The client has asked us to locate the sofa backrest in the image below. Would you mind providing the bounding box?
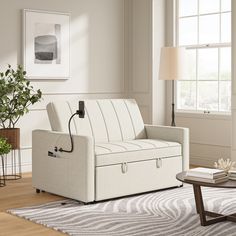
[46,99,146,142]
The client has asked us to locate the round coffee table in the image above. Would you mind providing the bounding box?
[176,171,236,226]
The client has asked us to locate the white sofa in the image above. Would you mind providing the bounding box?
[32,99,189,203]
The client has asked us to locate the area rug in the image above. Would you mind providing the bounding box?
[8,185,236,236]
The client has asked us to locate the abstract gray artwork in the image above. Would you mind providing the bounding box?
[34,23,61,64]
[24,9,69,78]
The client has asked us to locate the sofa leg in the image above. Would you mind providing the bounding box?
[36,189,41,193]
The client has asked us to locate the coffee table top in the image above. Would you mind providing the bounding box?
[176,171,236,188]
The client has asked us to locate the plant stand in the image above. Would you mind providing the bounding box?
[0,128,20,150]
[0,155,6,187]
[0,128,22,180]
[4,149,22,180]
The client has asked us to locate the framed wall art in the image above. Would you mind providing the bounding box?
[23,9,70,79]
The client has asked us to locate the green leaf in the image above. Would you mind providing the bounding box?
[0,64,42,127]
[0,136,11,155]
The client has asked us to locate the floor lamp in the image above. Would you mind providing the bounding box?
[159,47,188,126]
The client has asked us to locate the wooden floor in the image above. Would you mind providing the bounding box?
[0,173,65,236]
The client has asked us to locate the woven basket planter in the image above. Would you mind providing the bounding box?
[0,128,20,150]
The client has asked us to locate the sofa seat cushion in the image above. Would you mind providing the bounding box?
[95,139,181,167]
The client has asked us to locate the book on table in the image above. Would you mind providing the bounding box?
[184,175,228,184]
[186,167,226,179]
[228,170,236,180]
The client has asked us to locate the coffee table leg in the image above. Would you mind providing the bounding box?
[193,185,199,214]
[193,185,207,226]
[192,184,228,226]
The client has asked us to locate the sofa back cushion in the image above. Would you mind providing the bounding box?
[46,99,146,142]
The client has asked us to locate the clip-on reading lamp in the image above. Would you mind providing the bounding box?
[54,101,85,154]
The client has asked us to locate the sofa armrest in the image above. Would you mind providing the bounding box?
[32,129,95,202]
[145,125,189,171]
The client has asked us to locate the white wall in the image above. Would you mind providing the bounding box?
[0,0,126,172]
[232,0,236,162]
[0,0,168,172]
[166,0,232,167]
[176,114,231,167]
[2,0,228,172]
[125,0,166,125]
[152,0,166,125]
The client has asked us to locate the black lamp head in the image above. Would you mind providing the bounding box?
[77,101,85,118]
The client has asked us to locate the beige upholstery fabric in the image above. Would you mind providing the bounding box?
[145,125,189,172]
[32,130,95,203]
[95,139,181,166]
[32,99,189,203]
[47,99,146,142]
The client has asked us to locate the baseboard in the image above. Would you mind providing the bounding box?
[21,162,32,173]
[3,162,32,174]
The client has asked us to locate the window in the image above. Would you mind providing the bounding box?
[176,0,231,113]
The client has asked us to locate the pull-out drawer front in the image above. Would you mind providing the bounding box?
[96,156,182,201]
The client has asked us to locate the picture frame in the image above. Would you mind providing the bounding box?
[23,9,70,79]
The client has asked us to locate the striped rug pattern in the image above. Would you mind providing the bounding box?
[8,186,236,236]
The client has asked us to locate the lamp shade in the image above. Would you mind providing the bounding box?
[159,47,188,80]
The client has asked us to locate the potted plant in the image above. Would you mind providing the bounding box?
[0,64,42,149]
[0,136,11,186]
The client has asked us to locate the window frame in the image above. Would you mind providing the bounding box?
[175,0,231,116]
